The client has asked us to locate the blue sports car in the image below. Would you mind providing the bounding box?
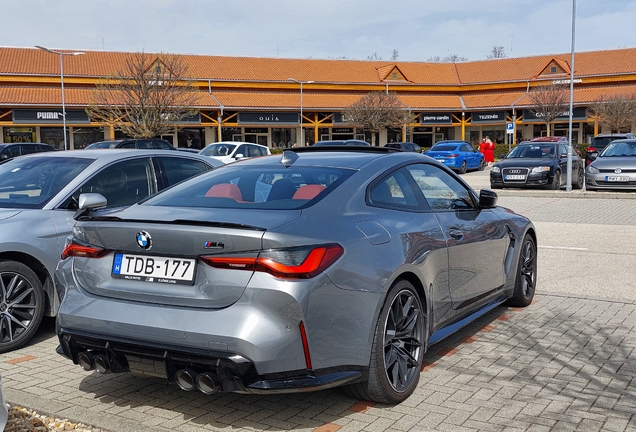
[425,140,486,174]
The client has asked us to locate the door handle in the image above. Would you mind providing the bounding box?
[449,229,464,240]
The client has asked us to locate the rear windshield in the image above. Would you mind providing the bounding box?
[429,145,458,152]
[0,156,94,209]
[146,164,355,210]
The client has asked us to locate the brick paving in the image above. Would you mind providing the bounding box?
[2,293,635,431]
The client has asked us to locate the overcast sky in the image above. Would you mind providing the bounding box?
[4,0,636,62]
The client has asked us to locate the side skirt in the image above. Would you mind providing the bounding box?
[428,295,508,345]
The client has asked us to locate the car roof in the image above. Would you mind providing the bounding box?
[314,140,370,146]
[237,147,410,169]
[17,148,216,164]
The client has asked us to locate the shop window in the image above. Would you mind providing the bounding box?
[3,127,36,144]
[72,127,105,149]
[40,127,66,150]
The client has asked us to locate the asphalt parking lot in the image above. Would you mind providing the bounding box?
[1,169,635,432]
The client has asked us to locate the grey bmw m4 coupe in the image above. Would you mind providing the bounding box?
[56,147,536,403]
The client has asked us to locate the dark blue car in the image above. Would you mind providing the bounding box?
[425,140,486,174]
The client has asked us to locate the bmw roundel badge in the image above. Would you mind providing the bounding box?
[136,231,152,250]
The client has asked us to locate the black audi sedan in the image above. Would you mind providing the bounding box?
[490,138,584,190]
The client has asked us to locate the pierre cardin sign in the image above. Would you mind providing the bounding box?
[470,111,506,124]
[12,109,90,124]
[238,112,299,125]
[420,113,452,125]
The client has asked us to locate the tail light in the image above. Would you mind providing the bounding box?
[446,154,459,158]
[586,147,596,153]
[200,244,344,279]
[61,238,110,260]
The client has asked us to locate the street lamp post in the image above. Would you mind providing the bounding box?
[566,0,576,192]
[36,46,85,151]
[288,78,314,146]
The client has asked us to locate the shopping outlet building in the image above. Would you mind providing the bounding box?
[1,46,635,150]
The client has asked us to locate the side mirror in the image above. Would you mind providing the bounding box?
[234,153,245,159]
[75,193,107,220]
[0,154,7,160]
[479,189,498,209]
[499,154,507,160]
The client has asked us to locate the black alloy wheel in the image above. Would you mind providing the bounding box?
[478,159,486,171]
[507,234,537,307]
[0,260,45,353]
[344,280,425,403]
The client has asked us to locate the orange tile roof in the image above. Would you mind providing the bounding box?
[5,46,632,86]
[0,86,219,108]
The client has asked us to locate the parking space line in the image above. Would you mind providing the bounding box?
[539,245,588,251]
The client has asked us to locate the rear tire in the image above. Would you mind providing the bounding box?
[343,280,425,403]
[507,234,536,307]
[0,260,45,353]
[478,159,486,171]
[458,161,467,174]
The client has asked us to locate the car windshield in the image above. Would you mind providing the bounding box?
[599,141,636,157]
[200,144,237,156]
[0,156,94,209]
[507,144,557,159]
[146,164,355,210]
[429,145,458,152]
[87,141,119,149]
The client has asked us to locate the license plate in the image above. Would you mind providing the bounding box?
[605,176,629,182]
[435,158,445,161]
[112,253,197,285]
[504,174,526,180]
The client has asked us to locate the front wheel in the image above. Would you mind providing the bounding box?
[343,280,425,403]
[574,168,584,190]
[551,170,562,190]
[507,234,537,307]
[0,260,45,353]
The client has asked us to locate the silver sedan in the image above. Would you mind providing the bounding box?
[586,139,636,191]
[0,149,221,353]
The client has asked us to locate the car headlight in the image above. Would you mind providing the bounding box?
[531,166,551,173]
[491,166,500,173]
[587,165,600,174]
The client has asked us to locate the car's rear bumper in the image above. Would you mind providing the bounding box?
[56,329,363,394]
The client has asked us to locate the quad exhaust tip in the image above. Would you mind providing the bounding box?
[195,372,218,394]
[77,352,95,371]
[175,369,197,391]
[93,354,111,374]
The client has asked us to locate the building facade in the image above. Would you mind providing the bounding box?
[1,46,636,150]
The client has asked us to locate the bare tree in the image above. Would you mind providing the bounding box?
[390,49,399,61]
[427,54,468,62]
[367,52,382,61]
[528,83,569,136]
[487,45,507,59]
[87,52,199,138]
[591,94,636,133]
[343,92,412,146]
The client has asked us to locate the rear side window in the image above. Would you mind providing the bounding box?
[119,142,136,149]
[21,145,39,155]
[158,157,210,186]
[137,140,152,149]
[147,165,355,210]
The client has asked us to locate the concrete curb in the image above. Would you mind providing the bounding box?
[490,189,636,199]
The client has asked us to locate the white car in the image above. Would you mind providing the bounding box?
[199,141,270,164]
